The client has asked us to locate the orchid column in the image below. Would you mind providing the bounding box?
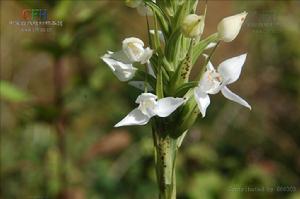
[101,1,251,198]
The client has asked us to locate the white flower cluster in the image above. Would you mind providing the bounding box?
[100,4,251,127]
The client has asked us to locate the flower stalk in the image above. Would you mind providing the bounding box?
[152,127,177,199]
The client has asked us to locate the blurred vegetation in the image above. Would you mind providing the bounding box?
[1,1,300,199]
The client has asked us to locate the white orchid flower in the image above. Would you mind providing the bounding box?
[115,93,185,127]
[122,37,153,64]
[194,53,251,117]
[102,37,153,81]
[217,11,247,42]
[101,51,137,81]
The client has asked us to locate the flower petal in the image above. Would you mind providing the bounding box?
[217,53,247,84]
[154,97,185,117]
[221,86,251,109]
[147,62,156,78]
[114,68,137,82]
[194,87,210,117]
[140,47,153,64]
[114,108,150,127]
[101,55,137,81]
[102,53,133,70]
[206,60,215,71]
[110,50,133,64]
[122,37,145,62]
[122,37,144,47]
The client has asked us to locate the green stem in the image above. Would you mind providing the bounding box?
[152,127,178,199]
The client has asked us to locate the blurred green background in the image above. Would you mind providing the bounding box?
[1,0,300,199]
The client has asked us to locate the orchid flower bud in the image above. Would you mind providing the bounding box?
[217,11,247,42]
[181,14,204,38]
[122,37,145,62]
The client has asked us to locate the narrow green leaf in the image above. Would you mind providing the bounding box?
[146,15,154,49]
[165,29,182,64]
[156,66,164,98]
[162,56,174,72]
[167,59,184,95]
[153,14,163,53]
[192,33,218,64]
[174,81,198,97]
[145,1,170,36]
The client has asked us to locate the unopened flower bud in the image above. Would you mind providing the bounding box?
[217,11,247,42]
[181,14,204,38]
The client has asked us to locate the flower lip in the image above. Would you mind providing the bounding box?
[138,98,157,117]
